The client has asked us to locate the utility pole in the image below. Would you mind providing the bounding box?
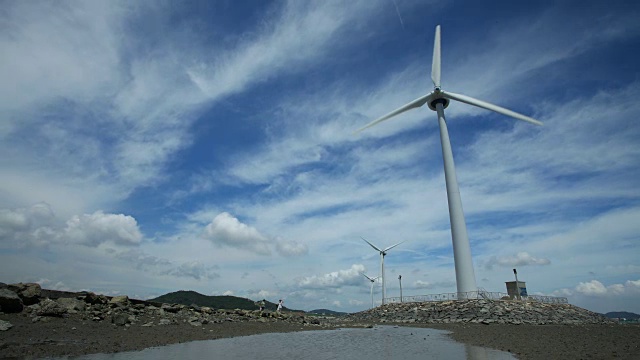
[398,275,403,303]
[513,268,520,300]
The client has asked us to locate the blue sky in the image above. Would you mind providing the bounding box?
[1,0,639,314]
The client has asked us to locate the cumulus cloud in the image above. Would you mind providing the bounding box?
[0,203,55,245]
[162,261,219,281]
[275,238,308,257]
[35,278,70,291]
[63,211,142,247]
[575,280,608,296]
[222,290,234,296]
[413,280,456,290]
[0,205,148,251]
[298,264,365,289]
[202,212,271,255]
[554,279,640,297]
[246,289,271,300]
[114,249,172,269]
[484,252,551,270]
[414,280,435,289]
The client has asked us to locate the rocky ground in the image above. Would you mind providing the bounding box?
[2,283,639,359]
[0,283,336,359]
[346,301,640,359]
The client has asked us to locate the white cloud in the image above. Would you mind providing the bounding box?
[556,279,640,298]
[298,264,366,289]
[63,211,142,247]
[222,290,234,296]
[626,280,640,292]
[414,280,435,289]
[275,239,309,257]
[161,261,219,281]
[484,252,551,270]
[202,212,271,255]
[187,1,379,101]
[35,279,70,292]
[575,280,608,296]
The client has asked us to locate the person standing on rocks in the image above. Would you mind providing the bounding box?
[277,299,283,312]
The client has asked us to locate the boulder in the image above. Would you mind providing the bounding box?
[111,313,130,326]
[8,283,41,305]
[0,319,13,331]
[109,295,129,307]
[80,292,108,305]
[37,298,67,317]
[161,303,180,313]
[57,297,85,312]
[0,289,24,313]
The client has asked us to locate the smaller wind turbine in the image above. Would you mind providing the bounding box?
[361,273,380,309]
[362,237,404,305]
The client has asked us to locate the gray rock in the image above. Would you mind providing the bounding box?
[111,313,129,326]
[0,289,24,313]
[57,297,85,312]
[8,283,41,305]
[158,318,172,325]
[347,299,613,325]
[37,298,67,317]
[161,304,180,313]
[0,319,13,331]
[109,295,129,307]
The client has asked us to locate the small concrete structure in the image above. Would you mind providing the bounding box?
[505,281,527,300]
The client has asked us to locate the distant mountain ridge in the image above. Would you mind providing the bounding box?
[149,290,296,312]
[604,311,640,319]
[307,309,348,316]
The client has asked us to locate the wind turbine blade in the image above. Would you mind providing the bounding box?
[383,240,405,252]
[442,91,543,126]
[354,93,434,133]
[362,273,375,282]
[431,25,441,89]
[361,237,383,252]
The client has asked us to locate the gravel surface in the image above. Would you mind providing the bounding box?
[0,312,327,359]
[2,312,639,359]
[425,323,640,360]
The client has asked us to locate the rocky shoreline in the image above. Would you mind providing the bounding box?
[347,298,614,325]
[2,282,639,359]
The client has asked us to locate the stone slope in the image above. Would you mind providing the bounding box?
[348,299,613,325]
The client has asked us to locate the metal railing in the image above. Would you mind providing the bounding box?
[384,289,567,304]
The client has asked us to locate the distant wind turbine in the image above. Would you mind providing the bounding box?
[356,25,542,297]
[362,237,404,305]
[361,273,380,309]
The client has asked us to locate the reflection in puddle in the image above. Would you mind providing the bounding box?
[64,326,515,360]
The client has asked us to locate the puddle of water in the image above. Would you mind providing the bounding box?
[58,326,515,360]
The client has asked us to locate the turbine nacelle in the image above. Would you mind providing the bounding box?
[428,93,449,111]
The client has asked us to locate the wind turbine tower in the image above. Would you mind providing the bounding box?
[362,237,404,305]
[362,273,380,309]
[356,26,542,296]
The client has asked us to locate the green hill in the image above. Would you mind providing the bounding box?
[149,290,294,311]
[307,309,348,316]
[604,311,640,320]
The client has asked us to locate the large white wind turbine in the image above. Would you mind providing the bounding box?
[361,273,380,309]
[356,25,542,296]
[362,237,404,305]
